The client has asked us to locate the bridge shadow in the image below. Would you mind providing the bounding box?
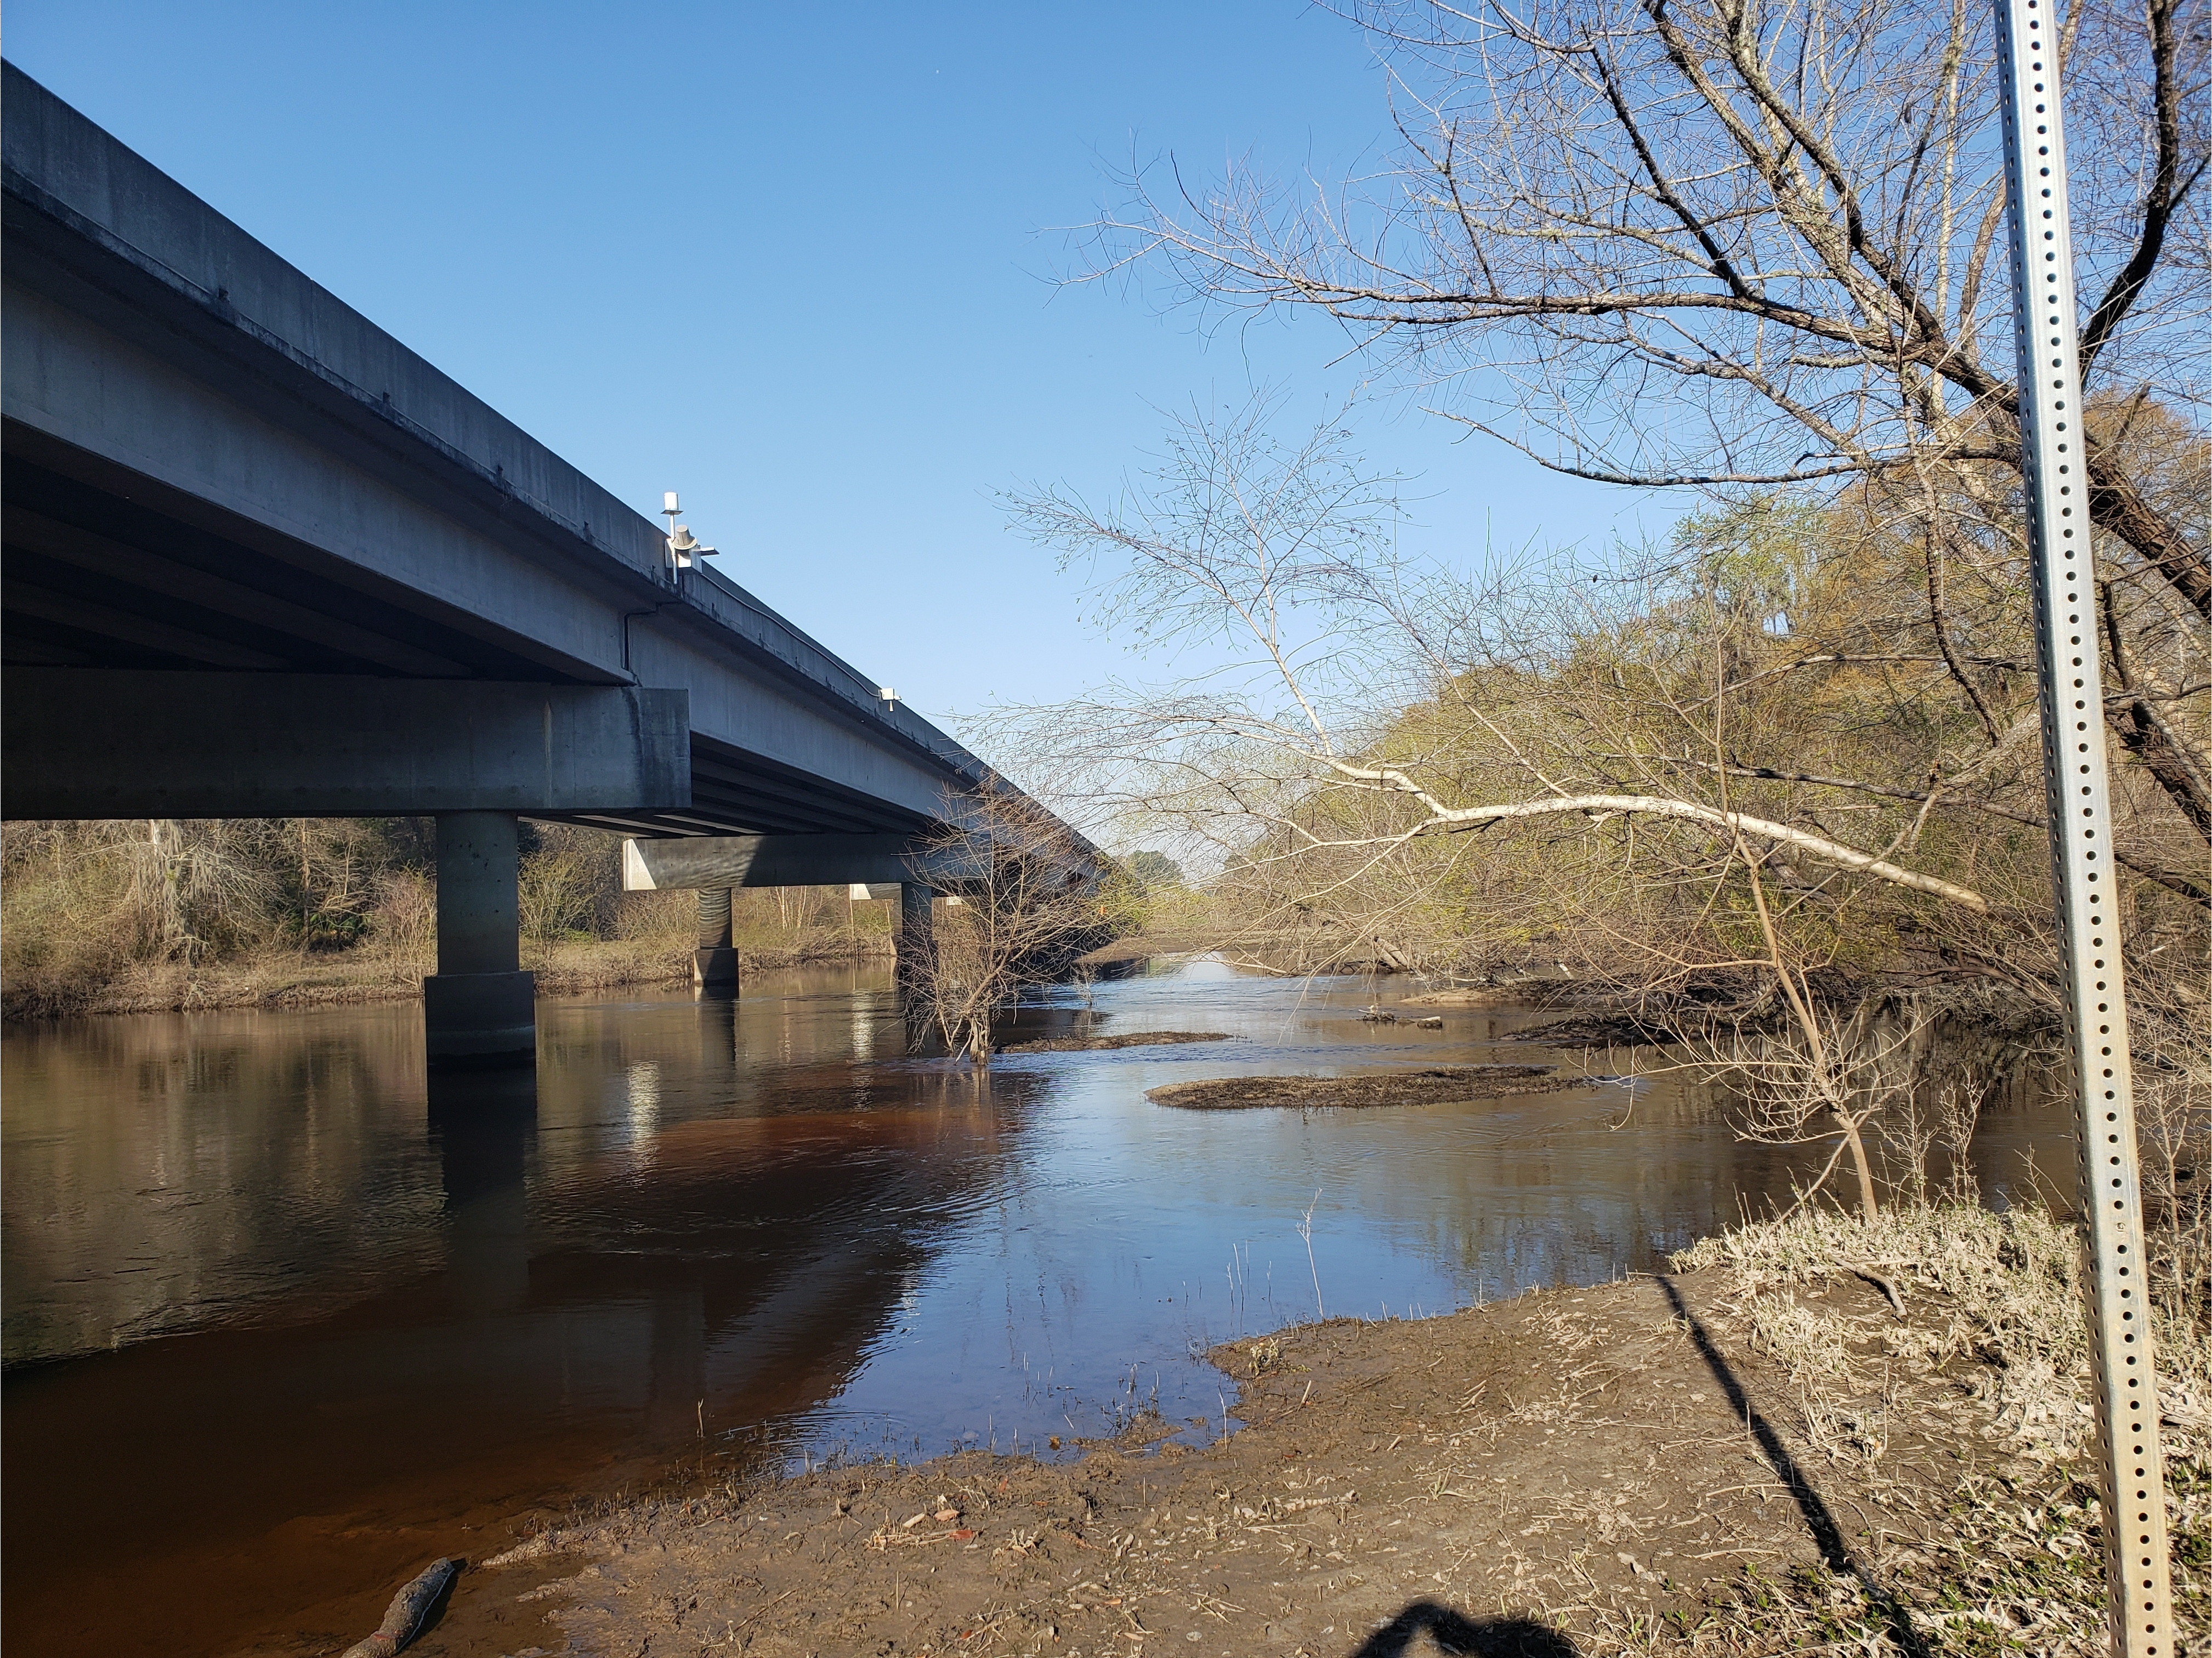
[1655,1275,1932,1658]
[1348,1603,1577,1656]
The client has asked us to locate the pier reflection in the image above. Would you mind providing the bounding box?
[2,969,1042,1658]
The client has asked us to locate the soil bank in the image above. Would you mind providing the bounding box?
[397,1259,2190,1657]
[1,936,894,1020]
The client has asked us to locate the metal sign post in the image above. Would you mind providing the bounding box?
[1991,0,2173,1649]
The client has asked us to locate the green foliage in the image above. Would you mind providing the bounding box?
[1205,473,2203,999]
[1672,493,1824,629]
[1090,869,1150,934]
[1121,849,1184,892]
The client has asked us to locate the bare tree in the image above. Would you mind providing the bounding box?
[1004,396,2010,936]
[990,386,2212,1120]
[1672,839,1951,1219]
[903,784,1110,1063]
[1081,0,2210,836]
[120,819,276,962]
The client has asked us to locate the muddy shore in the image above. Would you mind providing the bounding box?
[998,1031,1235,1055]
[403,1241,2204,1657]
[1147,1065,1570,1111]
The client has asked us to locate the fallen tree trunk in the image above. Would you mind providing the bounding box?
[339,1558,461,1658]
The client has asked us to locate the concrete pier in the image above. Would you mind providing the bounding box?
[694,888,740,993]
[424,812,535,1068]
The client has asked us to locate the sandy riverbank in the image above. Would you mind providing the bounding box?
[409,1206,2208,1657]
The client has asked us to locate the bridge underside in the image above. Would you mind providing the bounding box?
[550,729,929,841]
[2,59,1107,1068]
[1,430,927,838]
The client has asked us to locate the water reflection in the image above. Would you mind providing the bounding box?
[0,960,2063,1657]
[2,971,1041,1657]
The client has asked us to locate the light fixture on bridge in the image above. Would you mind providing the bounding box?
[668,525,716,565]
[877,687,899,711]
[659,490,718,572]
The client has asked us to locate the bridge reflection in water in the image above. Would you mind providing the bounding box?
[2,969,1039,1658]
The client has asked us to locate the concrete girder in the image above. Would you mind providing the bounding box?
[1,668,690,819]
[2,65,1107,862]
[2,63,1012,836]
[621,833,982,894]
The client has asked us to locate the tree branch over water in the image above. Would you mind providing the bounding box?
[989,387,2202,1001]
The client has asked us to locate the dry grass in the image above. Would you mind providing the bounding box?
[1,817,899,1019]
[1664,1203,2212,1654]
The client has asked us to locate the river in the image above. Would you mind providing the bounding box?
[0,957,2064,1655]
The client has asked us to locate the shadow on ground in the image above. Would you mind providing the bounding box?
[1658,1275,1932,1658]
[1349,1602,1579,1656]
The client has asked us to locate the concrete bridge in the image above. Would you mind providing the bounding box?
[1,63,1093,1064]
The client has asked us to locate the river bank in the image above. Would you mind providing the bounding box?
[1,925,1224,1022]
[3,928,1235,1022]
[416,1205,2208,1658]
[0,933,899,1020]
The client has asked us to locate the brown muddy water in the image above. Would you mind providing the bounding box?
[1,957,2066,1656]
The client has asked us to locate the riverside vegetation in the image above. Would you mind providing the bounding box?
[968,405,2212,1639]
[0,817,900,1020]
[935,0,2212,1633]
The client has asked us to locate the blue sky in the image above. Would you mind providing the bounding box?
[7,2,1676,727]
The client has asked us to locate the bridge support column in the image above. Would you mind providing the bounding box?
[693,888,740,994]
[895,884,937,1023]
[424,811,535,1069]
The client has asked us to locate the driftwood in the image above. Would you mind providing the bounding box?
[339,1558,461,1658]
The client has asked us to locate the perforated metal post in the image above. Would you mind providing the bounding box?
[1992,1,2173,1649]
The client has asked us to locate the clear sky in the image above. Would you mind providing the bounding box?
[6,2,1678,730]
